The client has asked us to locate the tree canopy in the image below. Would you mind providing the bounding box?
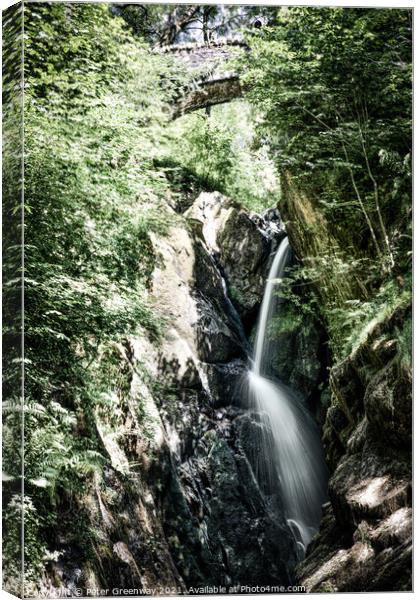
[241,7,411,352]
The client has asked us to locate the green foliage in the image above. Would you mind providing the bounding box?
[164,101,280,212]
[278,260,411,359]
[3,3,185,586]
[242,7,411,259]
[269,307,303,338]
[241,7,412,357]
[3,495,46,595]
[3,4,25,593]
[329,277,411,358]
[243,8,411,174]
[229,284,248,308]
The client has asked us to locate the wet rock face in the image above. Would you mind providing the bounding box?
[364,361,412,447]
[202,359,248,408]
[216,210,270,318]
[187,193,327,413]
[270,307,326,412]
[186,192,284,325]
[297,304,412,592]
[162,417,297,588]
[147,205,297,588]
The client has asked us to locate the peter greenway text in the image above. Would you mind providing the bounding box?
[28,584,307,597]
[81,585,307,596]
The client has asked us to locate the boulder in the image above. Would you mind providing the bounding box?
[186,191,283,321]
[364,361,412,447]
[216,209,270,318]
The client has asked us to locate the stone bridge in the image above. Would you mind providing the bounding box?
[154,40,248,118]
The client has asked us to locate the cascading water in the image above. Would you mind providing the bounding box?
[248,236,328,558]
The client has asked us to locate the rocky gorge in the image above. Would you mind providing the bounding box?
[35,192,297,596]
[31,185,412,596]
[3,5,412,597]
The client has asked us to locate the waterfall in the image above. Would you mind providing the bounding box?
[253,237,291,375]
[248,236,328,557]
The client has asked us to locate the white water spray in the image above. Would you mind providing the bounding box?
[248,236,328,555]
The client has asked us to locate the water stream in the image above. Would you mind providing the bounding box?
[248,236,328,557]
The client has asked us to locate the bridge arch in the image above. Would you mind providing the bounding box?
[154,40,248,118]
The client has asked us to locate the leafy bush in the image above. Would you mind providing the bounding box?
[164,101,280,213]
